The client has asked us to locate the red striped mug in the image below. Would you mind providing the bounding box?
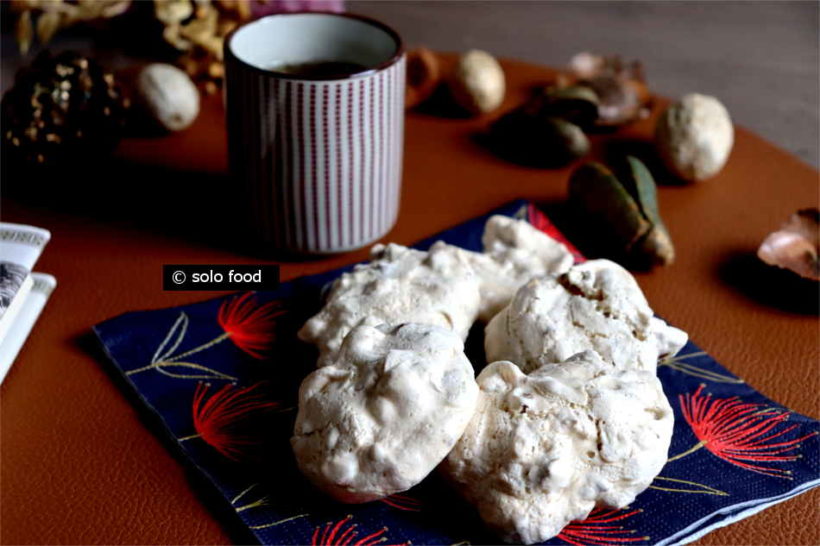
[225,13,405,254]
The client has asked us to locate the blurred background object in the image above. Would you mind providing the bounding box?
[2,1,816,167]
[354,1,817,167]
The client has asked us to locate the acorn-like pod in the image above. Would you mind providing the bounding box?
[489,109,589,168]
[568,157,674,267]
[525,85,600,129]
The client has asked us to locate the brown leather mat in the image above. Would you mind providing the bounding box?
[2,56,817,545]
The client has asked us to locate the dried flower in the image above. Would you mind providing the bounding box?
[676,385,818,478]
[191,382,280,460]
[217,293,285,359]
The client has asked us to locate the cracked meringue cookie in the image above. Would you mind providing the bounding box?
[485,259,687,372]
[474,215,574,320]
[292,322,479,503]
[429,215,574,321]
[442,351,673,544]
[298,242,481,367]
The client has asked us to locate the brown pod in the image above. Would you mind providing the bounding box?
[489,110,589,168]
[568,157,675,268]
[405,47,441,109]
[524,85,600,129]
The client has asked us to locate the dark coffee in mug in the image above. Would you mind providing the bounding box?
[269,60,369,78]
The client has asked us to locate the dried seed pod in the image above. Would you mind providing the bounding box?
[656,93,733,182]
[569,162,651,251]
[525,85,599,129]
[1,50,128,169]
[757,208,819,281]
[566,52,651,127]
[448,49,505,115]
[405,47,441,109]
[489,109,589,168]
[134,63,200,131]
[622,156,675,265]
[568,157,674,267]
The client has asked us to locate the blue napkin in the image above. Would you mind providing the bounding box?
[94,201,819,546]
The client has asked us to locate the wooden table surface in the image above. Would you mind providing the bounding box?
[1,56,818,545]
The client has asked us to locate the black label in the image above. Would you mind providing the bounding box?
[163,265,280,291]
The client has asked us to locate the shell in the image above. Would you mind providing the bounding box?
[448,49,505,115]
[655,93,733,182]
[405,47,441,109]
[757,208,820,280]
[136,63,200,132]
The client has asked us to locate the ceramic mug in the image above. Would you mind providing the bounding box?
[225,12,405,254]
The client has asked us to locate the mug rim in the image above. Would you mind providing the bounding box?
[224,11,405,81]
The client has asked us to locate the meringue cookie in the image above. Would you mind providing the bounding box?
[473,215,574,320]
[292,322,479,503]
[485,259,687,372]
[442,351,673,544]
[416,216,574,321]
[299,216,575,366]
[298,242,482,367]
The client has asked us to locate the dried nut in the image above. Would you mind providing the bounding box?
[525,85,599,129]
[135,63,200,131]
[448,49,505,115]
[757,208,820,281]
[154,0,194,25]
[489,110,589,168]
[405,47,441,109]
[568,157,674,267]
[655,93,733,182]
